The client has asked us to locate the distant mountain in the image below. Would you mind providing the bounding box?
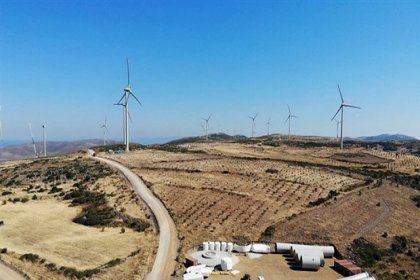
[167,133,247,145]
[357,134,417,142]
[0,139,115,161]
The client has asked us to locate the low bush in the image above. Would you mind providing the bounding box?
[20,253,40,263]
[73,207,114,226]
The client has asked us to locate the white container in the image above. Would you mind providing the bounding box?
[338,272,371,280]
[202,242,209,251]
[251,243,271,253]
[221,257,233,271]
[186,264,206,274]
[291,244,335,258]
[221,242,227,251]
[183,272,204,280]
[227,242,234,252]
[233,243,252,253]
[208,241,215,251]
[215,241,221,251]
[300,255,321,270]
[295,250,325,266]
[275,242,294,253]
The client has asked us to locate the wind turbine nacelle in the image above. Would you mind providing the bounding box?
[124,87,132,93]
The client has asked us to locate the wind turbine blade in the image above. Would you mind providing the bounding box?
[331,105,343,120]
[130,93,142,106]
[254,113,258,120]
[116,93,125,105]
[284,116,290,123]
[126,58,130,86]
[337,84,344,103]
[105,126,110,134]
[292,115,299,118]
[288,105,291,115]
[208,114,212,121]
[343,104,361,109]
[128,110,133,123]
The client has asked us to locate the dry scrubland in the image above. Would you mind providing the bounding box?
[0,155,157,279]
[108,141,419,279]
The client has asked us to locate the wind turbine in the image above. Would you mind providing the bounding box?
[334,119,341,139]
[42,124,46,157]
[284,105,298,139]
[28,123,38,157]
[100,115,110,146]
[114,58,142,152]
[266,118,271,136]
[248,113,258,138]
[331,84,361,149]
[202,114,211,141]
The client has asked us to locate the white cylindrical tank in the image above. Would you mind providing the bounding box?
[275,242,294,253]
[251,243,271,253]
[221,242,227,251]
[221,257,233,271]
[202,242,209,251]
[227,242,234,252]
[208,241,215,251]
[300,255,321,270]
[233,243,252,253]
[291,244,335,258]
[338,272,370,280]
[295,250,324,266]
[215,241,221,251]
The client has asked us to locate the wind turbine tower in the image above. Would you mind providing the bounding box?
[331,84,361,149]
[115,58,142,152]
[100,115,110,146]
[202,114,211,141]
[266,118,271,136]
[285,105,298,139]
[28,123,38,157]
[42,124,46,157]
[248,113,258,138]
[334,119,341,139]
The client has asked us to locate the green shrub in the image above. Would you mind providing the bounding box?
[73,207,114,226]
[391,236,408,253]
[20,253,40,263]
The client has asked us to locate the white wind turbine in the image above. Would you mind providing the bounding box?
[100,115,110,146]
[331,84,361,149]
[266,118,271,136]
[248,113,258,138]
[285,105,298,139]
[28,123,38,157]
[114,58,142,152]
[202,114,211,141]
[42,124,47,157]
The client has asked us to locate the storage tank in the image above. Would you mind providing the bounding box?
[202,242,209,251]
[295,250,324,266]
[291,244,335,258]
[251,243,271,253]
[233,243,252,253]
[208,241,215,251]
[275,242,295,253]
[221,257,233,271]
[300,255,321,270]
[227,242,234,252]
[338,272,370,280]
[215,241,221,251]
[221,242,227,252]
[183,272,204,280]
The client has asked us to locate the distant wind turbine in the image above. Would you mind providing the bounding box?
[331,84,361,149]
[248,113,258,138]
[100,115,110,146]
[114,58,142,152]
[42,124,47,157]
[285,105,298,139]
[266,118,271,136]
[28,123,38,157]
[202,114,211,141]
[334,119,341,139]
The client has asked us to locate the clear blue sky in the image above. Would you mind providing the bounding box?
[0,0,419,142]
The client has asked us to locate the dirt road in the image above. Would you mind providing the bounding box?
[0,261,25,280]
[94,156,178,280]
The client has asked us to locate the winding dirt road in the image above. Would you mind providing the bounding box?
[94,156,178,280]
[0,261,25,280]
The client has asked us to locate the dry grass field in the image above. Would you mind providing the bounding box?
[0,155,157,279]
[106,140,419,279]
